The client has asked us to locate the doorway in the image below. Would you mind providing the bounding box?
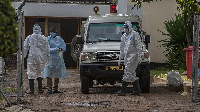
[24,17,87,69]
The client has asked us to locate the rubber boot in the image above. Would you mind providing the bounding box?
[129,79,140,96]
[47,78,52,94]
[116,81,128,96]
[53,78,62,93]
[37,77,43,93]
[27,79,34,94]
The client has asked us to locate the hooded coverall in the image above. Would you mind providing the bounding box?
[117,21,142,96]
[24,24,50,93]
[120,27,142,82]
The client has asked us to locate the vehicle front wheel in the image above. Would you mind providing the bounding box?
[139,71,150,93]
[81,75,90,94]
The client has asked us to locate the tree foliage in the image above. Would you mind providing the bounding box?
[0,0,18,58]
[176,0,199,46]
[131,0,161,9]
[158,14,192,69]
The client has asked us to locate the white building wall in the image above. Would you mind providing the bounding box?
[118,0,128,14]
[129,0,179,63]
[142,0,179,63]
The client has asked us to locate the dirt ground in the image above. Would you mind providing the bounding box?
[1,69,200,112]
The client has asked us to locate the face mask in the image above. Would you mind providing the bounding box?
[50,32,56,37]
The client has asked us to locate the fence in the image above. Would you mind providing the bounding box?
[0,54,21,107]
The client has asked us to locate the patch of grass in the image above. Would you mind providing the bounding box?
[155,73,167,79]
[3,87,16,92]
[0,95,5,103]
[0,87,16,102]
[150,67,172,76]
[181,75,192,81]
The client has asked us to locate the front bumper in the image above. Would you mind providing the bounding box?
[80,62,123,78]
[80,62,150,78]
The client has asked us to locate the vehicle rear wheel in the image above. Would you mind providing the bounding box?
[139,71,150,93]
[81,75,90,94]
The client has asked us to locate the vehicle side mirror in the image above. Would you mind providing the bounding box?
[145,35,151,43]
[76,35,82,44]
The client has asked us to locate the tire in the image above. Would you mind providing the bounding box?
[81,75,90,94]
[89,78,93,88]
[140,71,150,93]
[109,81,115,85]
[71,36,82,62]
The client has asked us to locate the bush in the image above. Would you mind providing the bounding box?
[158,14,192,69]
[0,0,18,58]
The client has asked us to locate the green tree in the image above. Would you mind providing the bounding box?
[0,0,18,58]
[158,14,191,69]
[131,0,161,9]
[176,0,199,46]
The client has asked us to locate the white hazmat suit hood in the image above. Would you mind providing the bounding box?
[33,24,42,35]
[124,21,133,34]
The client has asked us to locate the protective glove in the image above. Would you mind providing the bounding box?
[118,56,121,66]
[57,48,62,51]
[59,51,63,58]
[46,57,49,66]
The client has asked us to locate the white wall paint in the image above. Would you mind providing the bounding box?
[117,0,128,14]
[142,0,179,63]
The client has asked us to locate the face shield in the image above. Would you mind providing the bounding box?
[123,24,129,34]
[123,21,132,34]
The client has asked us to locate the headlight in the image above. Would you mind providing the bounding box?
[81,52,96,61]
[143,52,149,58]
[141,52,149,59]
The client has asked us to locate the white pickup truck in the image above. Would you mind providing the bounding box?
[71,5,151,94]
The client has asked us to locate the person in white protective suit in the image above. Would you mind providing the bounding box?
[116,21,142,96]
[43,27,67,94]
[24,24,50,94]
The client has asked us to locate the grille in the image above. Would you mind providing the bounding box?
[96,51,120,61]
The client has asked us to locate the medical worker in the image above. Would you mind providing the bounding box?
[24,24,50,94]
[116,21,142,96]
[43,27,67,94]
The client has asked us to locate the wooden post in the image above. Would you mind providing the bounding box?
[45,18,49,37]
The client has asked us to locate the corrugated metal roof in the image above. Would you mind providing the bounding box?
[12,0,112,4]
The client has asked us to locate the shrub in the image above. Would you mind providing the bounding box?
[158,14,192,69]
[0,0,18,57]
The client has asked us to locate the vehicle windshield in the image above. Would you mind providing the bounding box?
[86,23,138,43]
